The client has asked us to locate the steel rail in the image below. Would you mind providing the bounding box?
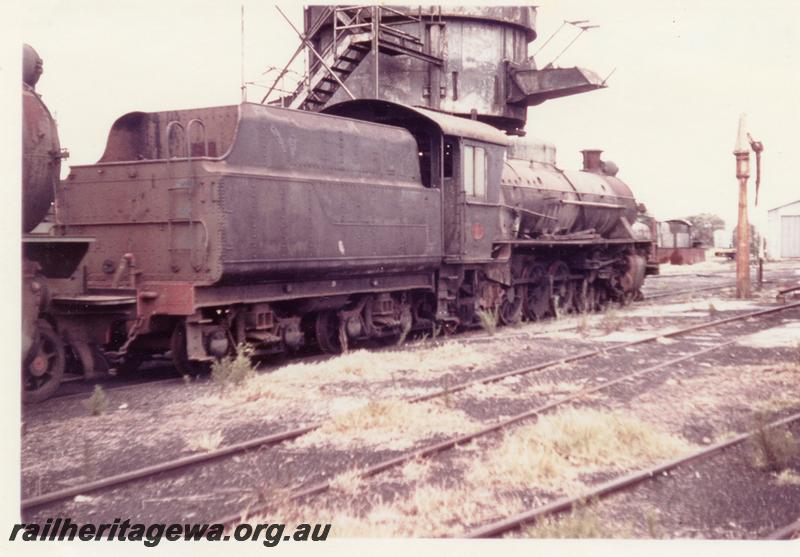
[464,411,800,538]
[23,302,800,513]
[764,517,800,540]
[21,424,316,511]
[412,301,800,403]
[644,283,734,300]
[213,324,784,526]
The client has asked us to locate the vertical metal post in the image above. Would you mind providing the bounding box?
[734,113,751,299]
[372,5,380,97]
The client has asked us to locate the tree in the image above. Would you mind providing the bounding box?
[731,224,761,256]
[685,213,725,247]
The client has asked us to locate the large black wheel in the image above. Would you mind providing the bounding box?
[548,261,574,318]
[314,311,343,354]
[523,264,550,321]
[23,320,65,404]
[499,285,523,326]
[573,279,595,314]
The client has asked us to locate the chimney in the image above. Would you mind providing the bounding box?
[581,149,603,172]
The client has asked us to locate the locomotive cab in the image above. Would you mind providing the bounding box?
[323,99,511,263]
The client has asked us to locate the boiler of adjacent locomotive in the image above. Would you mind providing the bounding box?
[22,44,63,232]
[501,138,638,240]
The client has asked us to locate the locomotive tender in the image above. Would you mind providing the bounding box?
[53,99,649,375]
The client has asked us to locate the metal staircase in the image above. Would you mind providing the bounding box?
[266,6,444,112]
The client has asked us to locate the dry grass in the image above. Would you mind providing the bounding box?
[599,308,623,334]
[82,385,109,416]
[775,469,800,486]
[476,308,498,335]
[227,341,499,405]
[291,399,476,450]
[522,501,631,539]
[184,430,224,453]
[211,344,256,387]
[253,482,525,538]
[628,361,800,437]
[400,458,432,483]
[749,415,798,472]
[464,407,692,492]
[328,468,364,494]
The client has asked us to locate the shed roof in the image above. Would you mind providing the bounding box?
[767,199,800,213]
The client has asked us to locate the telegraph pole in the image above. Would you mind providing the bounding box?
[733,114,751,299]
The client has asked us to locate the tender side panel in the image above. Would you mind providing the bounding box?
[217,104,442,280]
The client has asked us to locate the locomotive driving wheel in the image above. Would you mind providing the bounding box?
[498,284,523,326]
[23,320,65,403]
[548,261,574,318]
[523,263,550,321]
[573,278,594,314]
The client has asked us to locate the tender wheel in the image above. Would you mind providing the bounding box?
[499,285,523,326]
[523,264,550,321]
[170,322,210,376]
[23,320,65,404]
[67,339,109,379]
[113,354,145,376]
[314,311,342,354]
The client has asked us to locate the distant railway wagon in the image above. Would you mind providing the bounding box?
[656,219,706,265]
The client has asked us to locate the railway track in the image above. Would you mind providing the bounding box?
[463,411,800,538]
[23,301,800,518]
[765,517,800,540]
[21,303,800,520]
[642,283,734,300]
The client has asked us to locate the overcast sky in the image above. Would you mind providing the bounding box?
[8,0,800,232]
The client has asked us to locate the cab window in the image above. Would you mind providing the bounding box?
[462,145,486,198]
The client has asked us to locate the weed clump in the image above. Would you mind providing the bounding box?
[576,314,590,337]
[749,413,798,472]
[82,385,108,416]
[211,344,256,387]
[185,430,224,453]
[599,308,622,334]
[524,499,631,538]
[476,308,498,335]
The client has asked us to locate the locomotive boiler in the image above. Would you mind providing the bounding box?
[21,44,128,402]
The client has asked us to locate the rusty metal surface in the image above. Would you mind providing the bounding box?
[305,6,535,128]
[59,101,442,292]
[325,99,510,145]
[22,85,61,232]
[500,156,638,239]
[307,6,538,40]
[301,5,603,133]
[96,105,239,162]
[506,66,605,106]
[656,247,706,265]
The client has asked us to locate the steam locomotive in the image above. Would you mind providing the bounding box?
[21,46,654,402]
